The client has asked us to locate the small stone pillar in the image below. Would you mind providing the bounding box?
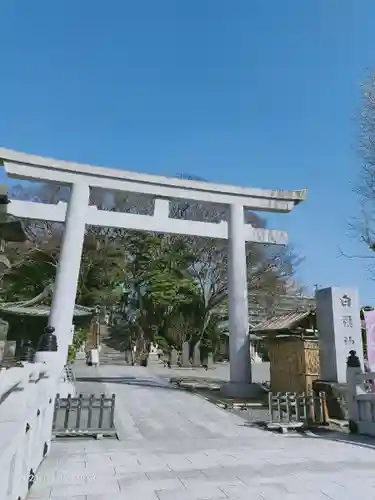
[182,342,190,367]
[90,349,99,367]
[20,340,36,363]
[207,353,214,369]
[170,348,178,366]
[193,342,201,366]
[346,350,362,433]
[3,340,16,361]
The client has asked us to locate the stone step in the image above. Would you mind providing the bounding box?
[100,352,124,357]
[99,346,125,363]
[100,360,127,365]
[99,342,136,366]
[100,348,123,354]
[100,355,120,358]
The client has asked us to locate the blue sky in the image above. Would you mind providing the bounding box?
[1,1,375,303]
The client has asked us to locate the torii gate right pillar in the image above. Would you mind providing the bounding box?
[221,203,260,398]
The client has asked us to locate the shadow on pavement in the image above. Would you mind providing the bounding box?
[240,421,375,450]
[302,429,375,450]
[75,376,178,391]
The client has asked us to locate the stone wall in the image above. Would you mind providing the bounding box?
[0,362,56,500]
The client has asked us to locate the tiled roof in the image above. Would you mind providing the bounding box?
[0,303,92,317]
[0,283,93,317]
[251,309,314,333]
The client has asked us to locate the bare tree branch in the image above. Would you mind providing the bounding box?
[350,71,375,277]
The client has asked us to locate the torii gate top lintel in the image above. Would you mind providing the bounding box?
[0,148,307,213]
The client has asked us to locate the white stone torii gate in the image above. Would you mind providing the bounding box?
[0,148,306,396]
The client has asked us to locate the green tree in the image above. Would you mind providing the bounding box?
[1,184,129,305]
[1,234,128,306]
[118,233,199,358]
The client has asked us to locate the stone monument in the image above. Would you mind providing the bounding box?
[316,287,364,384]
[193,342,201,366]
[182,342,190,367]
[170,348,178,366]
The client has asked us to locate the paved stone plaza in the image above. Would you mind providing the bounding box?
[28,364,375,500]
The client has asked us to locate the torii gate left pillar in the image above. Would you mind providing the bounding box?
[0,148,306,397]
[48,182,90,365]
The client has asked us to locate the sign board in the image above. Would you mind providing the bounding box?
[316,287,363,383]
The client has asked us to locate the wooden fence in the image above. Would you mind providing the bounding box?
[52,393,118,439]
[268,391,328,431]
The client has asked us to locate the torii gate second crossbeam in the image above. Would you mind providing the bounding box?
[0,148,307,397]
